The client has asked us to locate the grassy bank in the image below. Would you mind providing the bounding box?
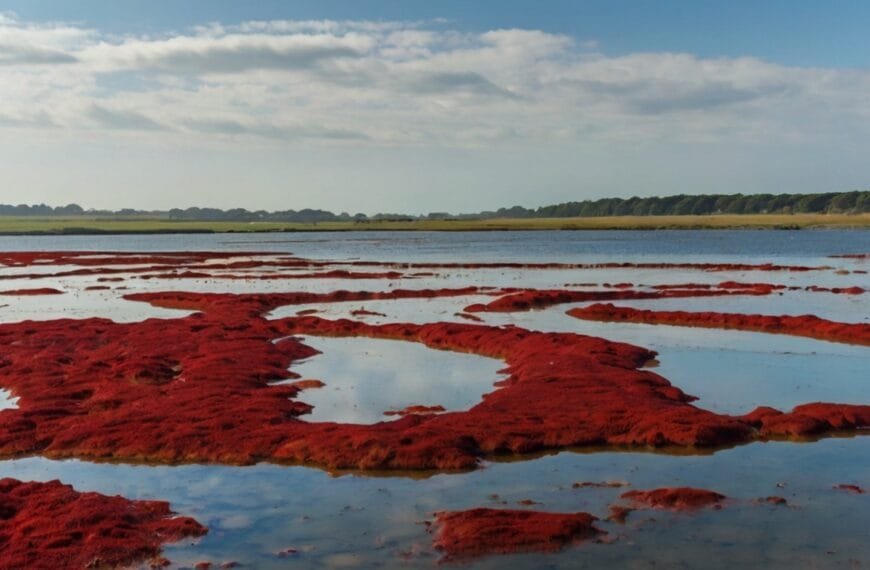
[0,213,867,235]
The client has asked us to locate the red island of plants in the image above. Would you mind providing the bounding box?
[0,478,206,569]
[432,508,603,561]
[568,303,870,346]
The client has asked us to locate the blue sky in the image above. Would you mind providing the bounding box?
[7,0,870,67]
[0,1,868,212]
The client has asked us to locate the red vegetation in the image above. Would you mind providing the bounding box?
[0,286,864,471]
[740,404,870,437]
[805,285,865,295]
[573,481,629,489]
[383,405,446,417]
[287,379,326,390]
[607,505,633,523]
[0,288,63,296]
[0,251,388,282]
[454,312,484,322]
[620,487,726,511]
[651,281,861,295]
[275,547,299,557]
[127,286,481,314]
[465,282,775,313]
[0,478,206,569]
[0,252,834,288]
[568,303,870,346]
[652,283,713,290]
[138,269,406,281]
[337,260,828,273]
[761,496,789,505]
[0,251,262,268]
[350,308,388,317]
[432,508,602,560]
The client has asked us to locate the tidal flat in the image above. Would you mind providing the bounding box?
[0,230,866,569]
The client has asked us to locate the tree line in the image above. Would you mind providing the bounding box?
[1,190,867,221]
[481,191,869,219]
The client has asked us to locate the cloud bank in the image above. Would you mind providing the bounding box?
[2,13,868,148]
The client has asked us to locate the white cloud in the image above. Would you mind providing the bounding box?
[81,32,375,74]
[0,13,868,150]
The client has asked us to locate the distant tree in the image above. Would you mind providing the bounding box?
[795,194,831,213]
[689,195,716,214]
[672,196,697,215]
[724,195,748,214]
[56,203,84,215]
[0,190,865,222]
[829,191,858,212]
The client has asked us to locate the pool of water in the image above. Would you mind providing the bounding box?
[1,436,867,569]
[0,230,867,568]
[267,295,495,324]
[0,388,17,410]
[655,348,869,415]
[0,229,867,262]
[284,336,506,424]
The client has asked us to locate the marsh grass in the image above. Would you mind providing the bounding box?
[0,213,866,234]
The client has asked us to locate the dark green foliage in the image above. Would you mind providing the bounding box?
[484,191,868,219]
[0,191,866,221]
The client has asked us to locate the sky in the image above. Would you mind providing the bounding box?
[1,1,869,214]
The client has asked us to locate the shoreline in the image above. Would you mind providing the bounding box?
[0,213,867,235]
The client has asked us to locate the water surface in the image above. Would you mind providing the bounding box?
[0,230,866,568]
[286,336,505,424]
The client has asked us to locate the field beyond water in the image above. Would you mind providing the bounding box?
[0,230,867,569]
[0,213,868,234]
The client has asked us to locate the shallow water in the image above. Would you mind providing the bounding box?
[0,388,17,411]
[655,348,869,415]
[285,336,506,424]
[0,229,867,261]
[0,230,867,568]
[2,436,867,569]
[267,295,495,324]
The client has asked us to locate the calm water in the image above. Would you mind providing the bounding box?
[0,230,867,568]
[283,336,505,424]
[0,229,867,261]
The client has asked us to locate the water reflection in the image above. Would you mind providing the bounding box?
[287,336,506,424]
[267,295,493,324]
[0,232,866,567]
[0,388,17,410]
[657,348,870,415]
[1,437,867,569]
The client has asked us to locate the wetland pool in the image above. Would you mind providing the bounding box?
[0,230,866,568]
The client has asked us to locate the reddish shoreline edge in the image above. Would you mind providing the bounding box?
[0,251,835,283]
[0,478,206,569]
[568,303,870,346]
[432,508,603,561]
[430,486,729,560]
[0,287,865,471]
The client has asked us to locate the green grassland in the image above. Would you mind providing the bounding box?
[0,213,867,235]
